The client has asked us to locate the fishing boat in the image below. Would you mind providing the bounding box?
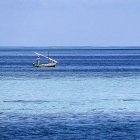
[32,52,58,67]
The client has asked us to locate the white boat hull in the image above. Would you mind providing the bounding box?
[32,62,57,67]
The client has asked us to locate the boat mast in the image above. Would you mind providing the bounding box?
[48,51,49,63]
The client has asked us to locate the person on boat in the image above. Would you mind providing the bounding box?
[37,56,40,65]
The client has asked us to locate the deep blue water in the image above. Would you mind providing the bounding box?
[0,46,140,139]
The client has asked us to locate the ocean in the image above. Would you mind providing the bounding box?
[0,46,140,140]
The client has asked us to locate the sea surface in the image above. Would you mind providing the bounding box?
[0,46,140,140]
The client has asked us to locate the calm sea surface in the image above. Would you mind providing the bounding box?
[0,47,140,140]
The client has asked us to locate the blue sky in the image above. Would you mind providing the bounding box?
[0,0,140,46]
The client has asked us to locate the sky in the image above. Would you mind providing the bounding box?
[0,0,140,46]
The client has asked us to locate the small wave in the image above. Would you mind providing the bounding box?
[122,99,140,102]
[3,100,51,103]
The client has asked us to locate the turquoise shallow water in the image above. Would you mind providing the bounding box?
[1,76,140,114]
[0,47,140,139]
